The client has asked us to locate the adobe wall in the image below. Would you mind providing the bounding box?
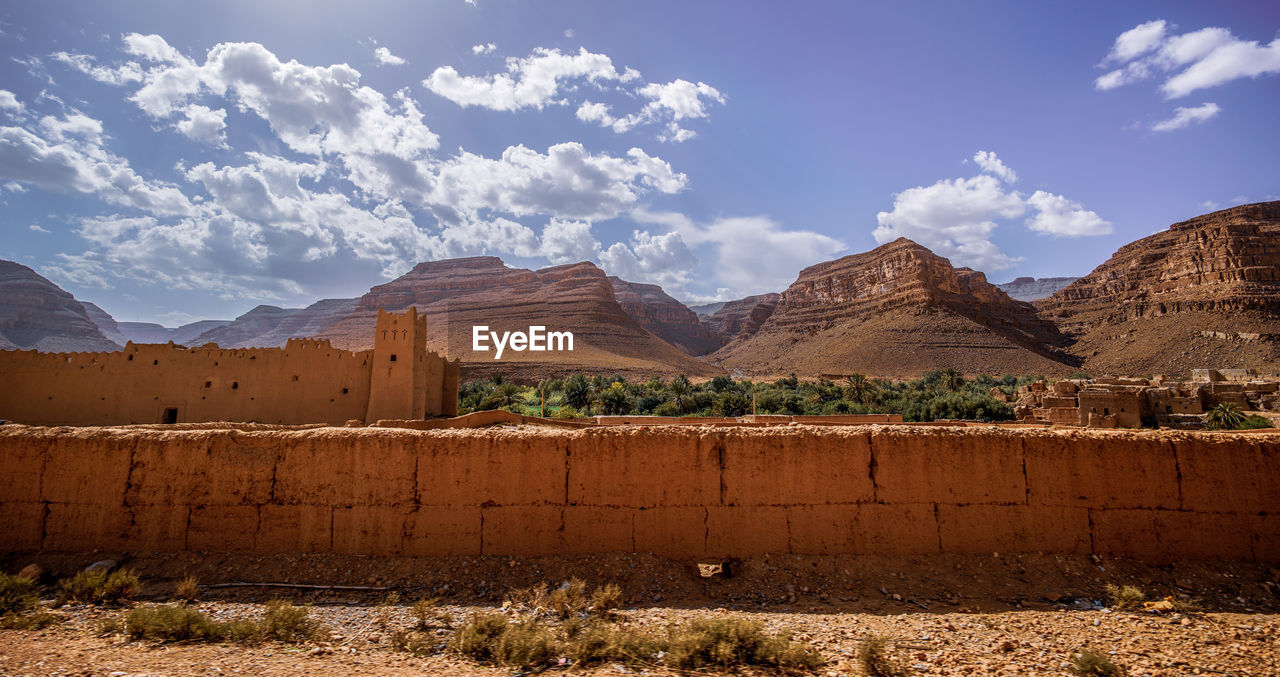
[0,425,1275,562]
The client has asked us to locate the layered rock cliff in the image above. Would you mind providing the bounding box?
[0,260,119,353]
[191,298,358,348]
[79,302,127,346]
[711,239,1077,378]
[1037,201,1280,375]
[996,276,1079,302]
[316,257,721,379]
[607,277,723,355]
[703,294,780,343]
[116,320,232,345]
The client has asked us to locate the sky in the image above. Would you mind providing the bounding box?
[1,1,1278,325]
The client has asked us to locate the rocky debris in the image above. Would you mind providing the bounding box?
[1038,201,1280,376]
[0,260,120,353]
[315,257,722,380]
[702,293,780,343]
[116,320,232,346]
[607,276,723,356]
[712,238,1078,378]
[995,276,1079,302]
[190,298,358,348]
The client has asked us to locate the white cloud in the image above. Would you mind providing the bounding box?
[632,209,846,296]
[1024,191,1112,236]
[539,218,598,264]
[51,51,144,85]
[598,229,698,291]
[0,89,24,113]
[3,181,27,192]
[29,224,50,233]
[1096,21,1280,98]
[873,153,1110,270]
[423,47,638,111]
[637,79,724,120]
[1151,102,1221,132]
[972,150,1017,183]
[174,104,227,146]
[472,43,496,56]
[374,46,406,66]
[564,29,574,39]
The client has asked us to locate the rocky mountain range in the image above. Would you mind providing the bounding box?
[5,201,1279,381]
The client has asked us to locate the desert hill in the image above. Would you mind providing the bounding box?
[607,277,723,355]
[711,238,1077,379]
[687,301,726,317]
[0,260,119,353]
[112,320,232,345]
[996,276,1079,302]
[316,257,722,380]
[702,293,780,344]
[190,298,358,348]
[79,302,127,346]
[1037,201,1280,376]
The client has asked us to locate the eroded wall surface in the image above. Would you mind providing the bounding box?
[0,426,1275,562]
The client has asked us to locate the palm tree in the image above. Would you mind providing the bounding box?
[669,375,693,414]
[941,368,964,392]
[1206,402,1246,430]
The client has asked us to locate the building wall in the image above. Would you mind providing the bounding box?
[0,308,459,425]
[1,425,1275,563]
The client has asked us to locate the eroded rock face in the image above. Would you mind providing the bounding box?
[116,320,232,346]
[0,260,119,353]
[712,238,1076,378]
[703,294,780,342]
[316,257,721,379]
[80,302,127,346]
[1037,201,1280,375]
[607,276,723,355]
[191,298,358,348]
[996,277,1080,302]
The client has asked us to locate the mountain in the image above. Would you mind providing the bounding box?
[79,301,127,346]
[711,238,1077,378]
[996,276,1079,302]
[116,320,232,345]
[0,260,120,353]
[190,298,358,348]
[607,277,723,355]
[1037,201,1280,376]
[702,293,780,343]
[687,302,726,317]
[316,257,722,380]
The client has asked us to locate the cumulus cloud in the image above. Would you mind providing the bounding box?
[423,47,638,111]
[598,229,698,291]
[873,152,1109,270]
[1096,20,1280,98]
[29,224,50,233]
[374,46,406,66]
[472,43,496,56]
[0,89,26,113]
[174,104,227,146]
[1151,102,1221,132]
[972,150,1017,183]
[51,51,144,85]
[539,218,599,264]
[576,78,725,142]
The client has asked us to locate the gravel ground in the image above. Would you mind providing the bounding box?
[2,552,1278,676]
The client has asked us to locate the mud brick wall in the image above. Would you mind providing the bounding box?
[0,426,1276,562]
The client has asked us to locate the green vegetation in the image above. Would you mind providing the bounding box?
[55,568,141,606]
[1204,402,1272,430]
[0,573,60,629]
[119,599,324,643]
[459,370,1039,422]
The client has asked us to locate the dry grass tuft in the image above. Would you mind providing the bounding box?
[1070,647,1125,676]
[56,569,141,606]
[858,634,907,677]
[1104,584,1145,611]
[174,575,199,602]
[663,617,823,671]
[505,578,623,619]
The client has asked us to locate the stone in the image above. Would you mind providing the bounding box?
[0,260,120,353]
[608,276,723,355]
[17,563,43,580]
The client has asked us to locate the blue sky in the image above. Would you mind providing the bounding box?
[1,0,1277,324]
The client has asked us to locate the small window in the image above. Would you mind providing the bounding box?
[1104,407,1110,416]
[127,354,134,361]
[292,375,299,382]
[162,408,178,424]
[342,388,349,394]
[232,381,239,390]
[204,381,212,388]
[153,359,159,365]
[390,354,397,362]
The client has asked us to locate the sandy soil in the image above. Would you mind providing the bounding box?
[3,552,1278,676]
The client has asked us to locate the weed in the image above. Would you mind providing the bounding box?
[0,611,60,630]
[450,612,512,662]
[663,617,823,671]
[494,617,557,668]
[505,579,621,619]
[98,617,122,635]
[392,628,442,656]
[174,575,199,602]
[56,568,141,606]
[262,599,324,642]
[1070,647,1125,676]
[125,605,224,642]
[412,597,450,629]
[562,619,664,667]
[858,635,907,677]
[1104,584,1145,611]
[589,583,622,614]
[0,573,40,615]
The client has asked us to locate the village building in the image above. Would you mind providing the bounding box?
[0,307,459,426]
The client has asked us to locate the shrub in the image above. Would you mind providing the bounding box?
[56,568,141,606]
[393,628,442,656]
[1070,647,1124,676]
[174,575,199,602]
[506,579,620,619]
[451,612,556,667]
[1105,584,1145,611]
[412,597,450,629]
[262,599,324,642]
[1,611,61,630]
[589,583,622,615]
[552,405,584,419]
[0,574,40,615]
[1240,414,1273,429]
[664,617,822,671]
[562,619,664,667]
[858,635,907,677]
[125,604,224,642]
